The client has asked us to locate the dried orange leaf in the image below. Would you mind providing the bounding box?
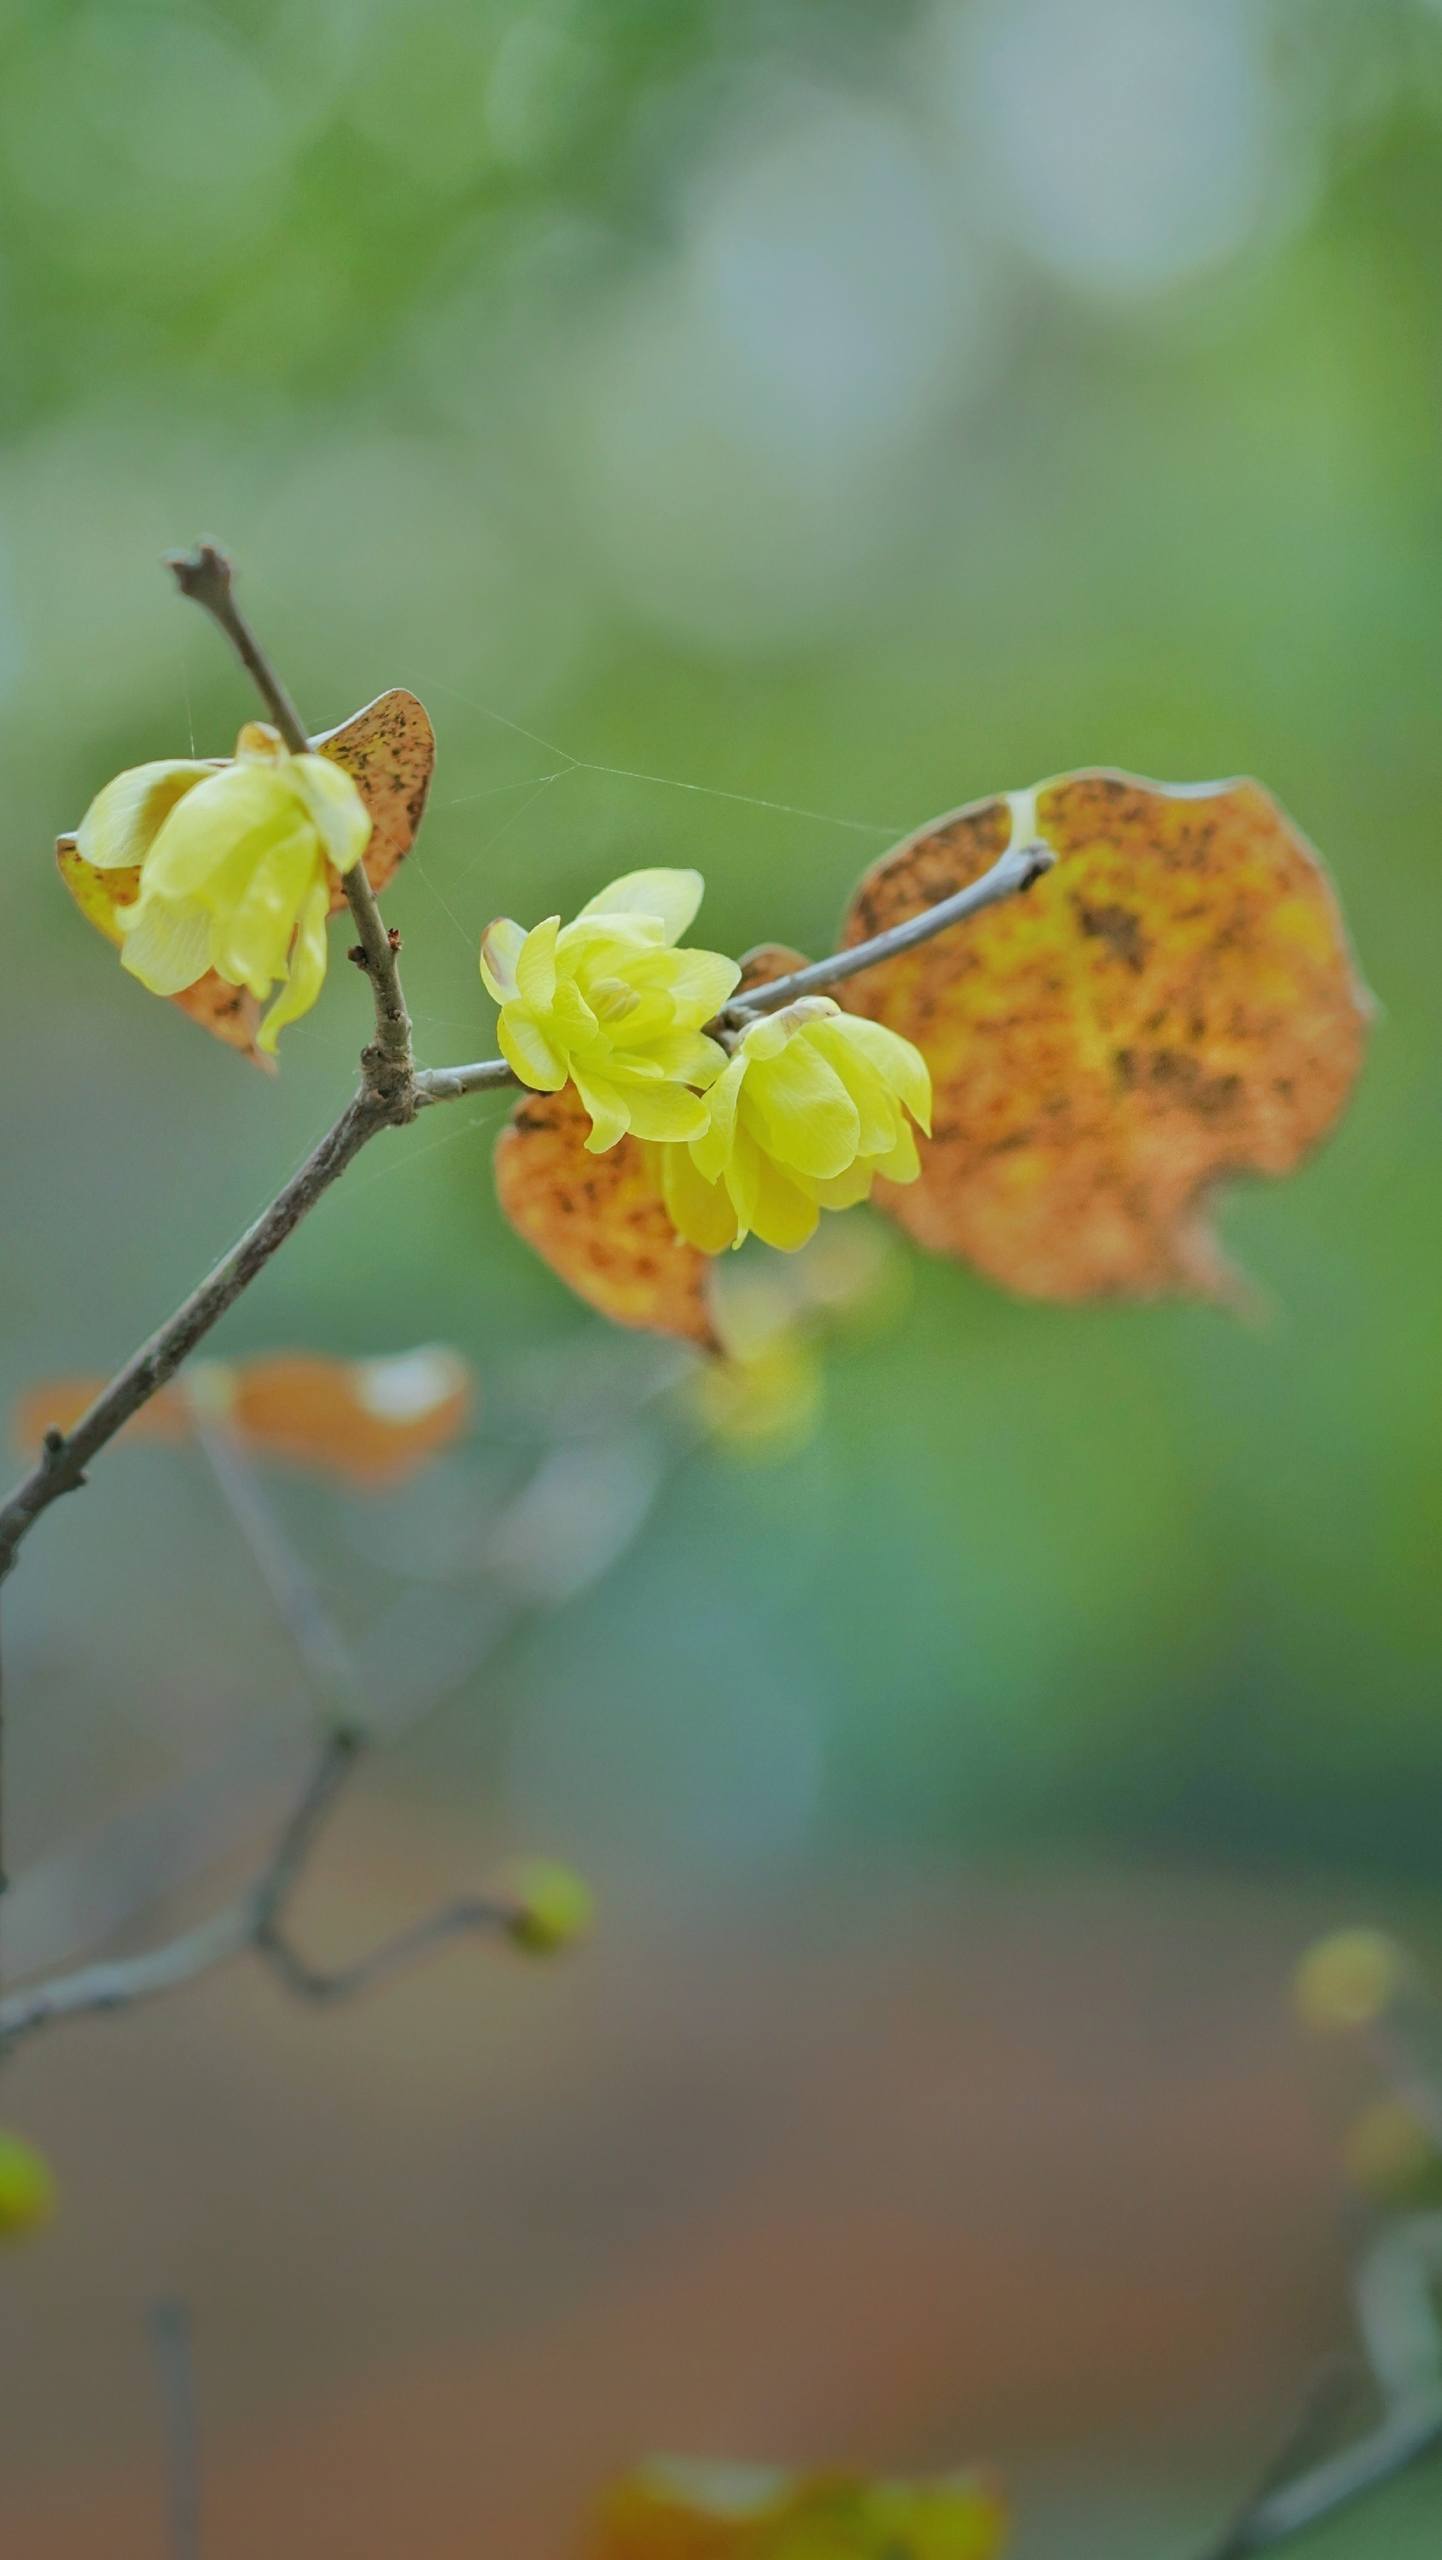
[839,770,1370,1303]
[211,1348,473,1485]
[12,1376,189,1456]
[313,689,436,902]
[495,1090,717,1347]
[13,1350,473,1486]
[590,2463,1009,2559]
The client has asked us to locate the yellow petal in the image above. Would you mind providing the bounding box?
[808,1018,907,1154]
[619,941,741,1021]
[516,914,560,1009]
[208,829,319,997]
[480,916,526,1002]
[579,867,704,943]
[690,1052,746,1183]
[76,760,214,870]
[118,893,213,995]
[290,752,372,873]
[746,1147,823,1251]
[659,1144,739,1253]
[571,1066,633,1152]
[498,1004,568,1091]
[619,1081,710,1143]
[643,1029,730,1086]
[747,1034,860,1178]
[257,876,331,1054]
[831,1010,932,1134]
[140,762,295,899]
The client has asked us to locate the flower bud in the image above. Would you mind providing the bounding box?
[0,2134,57,2241]
[504,1861,595,1955]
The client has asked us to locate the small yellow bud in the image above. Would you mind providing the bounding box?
[1343,2100,1442,2206]
[505,1861,595,1955]
[1294,1928,1408,2031]
[0,2133,58,2241]
[692,1334,824,1459]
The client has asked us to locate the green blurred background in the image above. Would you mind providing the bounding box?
[2,0,1441,2551]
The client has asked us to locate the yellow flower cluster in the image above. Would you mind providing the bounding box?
[76,724,371,1053]
[483,870,931,1252]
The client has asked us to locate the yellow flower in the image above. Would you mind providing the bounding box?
[76,724,372,1054]
[657,996,932,1253]
[481,868,741,1152]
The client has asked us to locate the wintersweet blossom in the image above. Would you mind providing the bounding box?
[656,996,932,1253]
[76,724,371,1053]
[481,868,741,1152]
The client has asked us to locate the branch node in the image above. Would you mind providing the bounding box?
[164,540,235,616]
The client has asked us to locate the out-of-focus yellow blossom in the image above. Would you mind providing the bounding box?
[0,2133,57,2241]
[481,869,741,1153]
[1294,1928,1408,2031]
[658,997,931,1253]
[76,724,371,1053]
[591,2461,1009,2559]
[1343,2100,1442,2206]
[504,1860,595,1954]
[692,1331,824,1460]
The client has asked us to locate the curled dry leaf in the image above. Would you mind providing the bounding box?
[495,1089,717,1349]
[312,688,436,904]
[54,689,435,1061]
[734,943,810,996]
[839,771,1371,1303]
[589,2462,1009,2560]
[13,1348,473,1488]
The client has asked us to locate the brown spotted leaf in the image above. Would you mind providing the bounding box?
[589,2462,1009,2559]
[13,1349,473,1487]
[495,1089,717,1347]
[735,943,809,996]
[838,770,1370,1303]
[313,688,436,903]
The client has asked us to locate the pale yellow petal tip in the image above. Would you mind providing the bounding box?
[1294,1928,1408,2031]
[0,2134,58,2242]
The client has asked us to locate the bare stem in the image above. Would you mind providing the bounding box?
[0,1093,386,1587]
[166,543,414,1097]
[0,1722,528,2057]
[1191,2215,1442,2556]
[190,1411,363,1719]
[149,2299,203,2560]
[724,839,1056,1019]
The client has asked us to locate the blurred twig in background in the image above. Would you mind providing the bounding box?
[148,2299,201,2560]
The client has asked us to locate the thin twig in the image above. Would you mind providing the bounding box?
[411,839,1056,1107]
[257,1892,513,2005]
[166,543,414,1098]
[189,1409,363,1718]
[1192,2215,1442,2555]
[0,1726,523,2056]
[0,1092,386,1586]
[723,838,1057,1019]
[148,2299,202,2560]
